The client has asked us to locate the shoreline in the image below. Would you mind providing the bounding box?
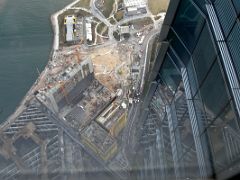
[0,0,162,131]
[51,0,81,51]
[0,0,80,130]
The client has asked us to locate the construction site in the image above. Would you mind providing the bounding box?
[0,0,166,178]
[36,56,127,159]
[0,57,129,178]
[63,79,115,132]
[0,21,132,180]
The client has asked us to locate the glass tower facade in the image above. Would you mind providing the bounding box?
[140,0,240,179]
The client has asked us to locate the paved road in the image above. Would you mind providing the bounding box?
[90,0,158,43]
[90,0,115,41]
[90,0,111,26]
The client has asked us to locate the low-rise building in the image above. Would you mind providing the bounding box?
[124,0,146,9]
[126,7,138,16]
[119,26,130,35]
[96,101,127,137]
[81,121,118,161]
[64,15,76,42]
[123,0,147,15]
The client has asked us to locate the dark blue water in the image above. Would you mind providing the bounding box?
[0,0,74,122]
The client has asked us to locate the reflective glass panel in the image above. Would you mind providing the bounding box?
[199,61,230,121]
[173,0,205,52]
[193,24,217,86]
[159,55,182,94]
[168,30,190,65]
[227,21,240,79]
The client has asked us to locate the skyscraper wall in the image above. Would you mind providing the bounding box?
[143,0,240,179]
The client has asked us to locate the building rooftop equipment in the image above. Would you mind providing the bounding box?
[64,79,115,132]
[64,15,76,42]
[81,121,118,161]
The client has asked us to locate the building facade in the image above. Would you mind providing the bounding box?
[140,0,240,179]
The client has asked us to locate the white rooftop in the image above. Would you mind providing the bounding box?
[119,26,130,34]
[65,16,75,42]
[86,22,92,42]
[124,0,146,8]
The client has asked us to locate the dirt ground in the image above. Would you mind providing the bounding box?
[148,0,170,15]
[92,50,119,74]
[43,43,131,93]
[95,74,120,92]
[90,46,130,92]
